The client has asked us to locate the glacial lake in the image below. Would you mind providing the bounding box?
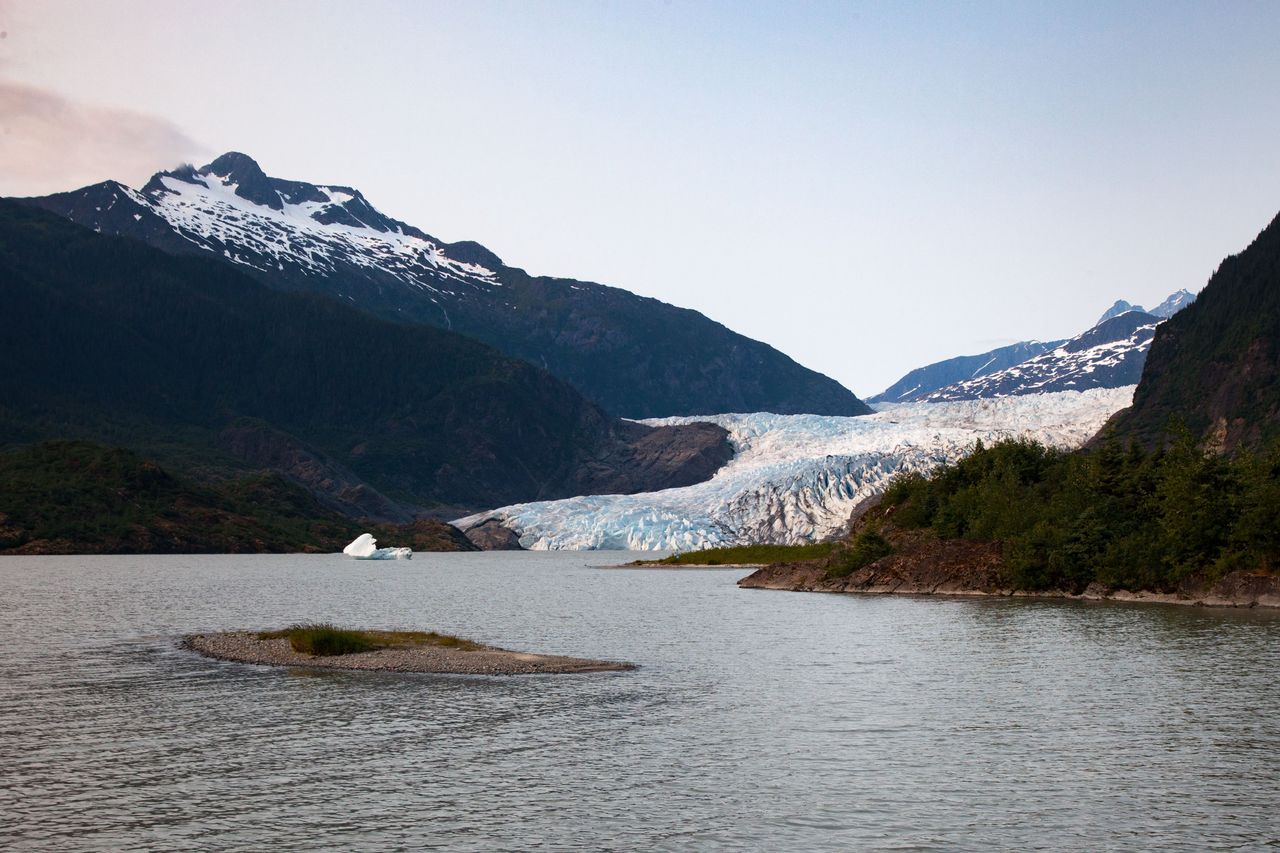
[1,553,1278,852]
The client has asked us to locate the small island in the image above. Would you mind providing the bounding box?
[184,624,634,675]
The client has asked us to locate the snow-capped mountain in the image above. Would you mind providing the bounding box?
[1149,288,1195,318]
[1095,299,1144,326]
[921,311,1158,401]
[1094,289,1196,324]
[454,387,1134,550]
[872,289,1197,404]
[867,338,1065,404]
[23,153,868,420]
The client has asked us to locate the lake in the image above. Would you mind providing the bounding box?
[1,553,1277,851]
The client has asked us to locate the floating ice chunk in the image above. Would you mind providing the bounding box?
[342,533,412,560]
[343,533,377,557]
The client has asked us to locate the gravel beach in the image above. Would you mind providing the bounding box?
[184,632,635,675]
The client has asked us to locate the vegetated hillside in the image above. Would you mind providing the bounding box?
[740,433,1279,602]
[872,434,1277,590]
[0,441,476,554]
[1107,212,1280,453]
[0,201,730,517]
[24,152,870,419]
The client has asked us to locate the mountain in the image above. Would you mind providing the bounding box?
[1096,299,1144,325]
[1106,213,1280,453]
[867,339,1064,404]
[1149,288,1196,318]
[921,311,1160,401]
[1095,289,1197,324]
[22,152,869,419]
[872,289,1196,404]
[0,201,731,520]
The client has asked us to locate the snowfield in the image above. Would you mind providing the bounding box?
[454,386,1136,551]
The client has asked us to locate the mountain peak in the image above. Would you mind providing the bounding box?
[1149,288,1196,318]
[197,151,283,210]
[1095,299,1144,326]
[202,151,267,181]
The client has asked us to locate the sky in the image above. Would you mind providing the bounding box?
[3,0,1280,397]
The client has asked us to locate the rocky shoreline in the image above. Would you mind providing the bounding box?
[184,632,635,675]
[739,552,1280,609]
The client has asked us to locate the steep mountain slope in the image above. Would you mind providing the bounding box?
[23,152,869,419]
[1107,213,1280,452]
[867,339,1063,404]
[0,201,730,516]
[922,311,1159,401]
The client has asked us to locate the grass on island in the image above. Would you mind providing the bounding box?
[258,623,483,656]
[632,542,839,567]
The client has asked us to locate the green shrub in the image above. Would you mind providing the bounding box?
[260,623,381,656]
[826,527,894,578]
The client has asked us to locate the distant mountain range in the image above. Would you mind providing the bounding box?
[1095,289,1195,326]
[870,289,1196,404]
[23,152,868,419]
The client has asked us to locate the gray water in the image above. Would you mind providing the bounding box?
[1,553,1277,852]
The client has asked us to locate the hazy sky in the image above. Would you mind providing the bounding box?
[4,1,1280,396]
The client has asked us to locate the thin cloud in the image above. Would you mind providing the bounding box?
[0,80,205,196]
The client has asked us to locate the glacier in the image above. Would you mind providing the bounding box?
[454,386,1136,551]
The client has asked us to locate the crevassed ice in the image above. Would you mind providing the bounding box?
[454,386,1136,551]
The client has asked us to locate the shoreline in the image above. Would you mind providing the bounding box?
[738,562,1280,610]
[183,631,636,675]
[604,562,764,570]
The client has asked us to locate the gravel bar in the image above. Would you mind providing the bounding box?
[183,632,635,675]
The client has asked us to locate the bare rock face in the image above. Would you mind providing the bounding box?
[464,519,525,551]
[574,421,733,496]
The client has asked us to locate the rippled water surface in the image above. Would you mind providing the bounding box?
[1,553,1278,851]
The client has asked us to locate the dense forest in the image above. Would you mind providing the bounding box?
[870,431,1280,592]
[0,441,476,554]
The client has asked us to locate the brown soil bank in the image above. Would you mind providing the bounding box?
[739,532,1280,609]
[184,631,635,675]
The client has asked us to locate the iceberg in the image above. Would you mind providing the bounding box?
[342,533,413,560]
[454,387,1136,551]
